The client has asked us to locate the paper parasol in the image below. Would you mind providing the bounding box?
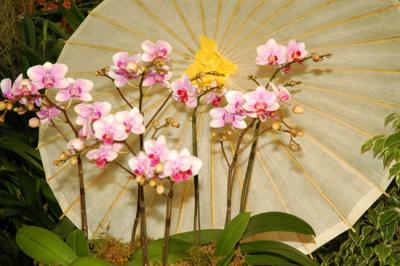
[39,0,400,253]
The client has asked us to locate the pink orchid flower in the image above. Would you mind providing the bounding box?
[244,86,280,121]
[144,135,169,167]
[108,52,142,87]
[225,90,246,113]
[206,92,223,107]
[209,107,247,129]
[271,83,290,102]
[171,74,198,108]
[1,75,41,105]
[36,105,61,125]
[93,114,128,144]
[86,143,123,168]
[143,68,172,87]
[256,39,287,66]
[287,40,308,63]
[75,101,112,138]
[115,108,145,135]
[163,149,202,182]
[128,151,155,178]
[141,40,172,62]
[55,78,93,102]
[27,62,68,89]
[1,78,15,100]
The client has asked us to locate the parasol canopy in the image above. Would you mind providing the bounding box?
[39,0,400,253]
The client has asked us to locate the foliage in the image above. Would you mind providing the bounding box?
[0,1,101,265]
[314,112,400,265]
[16,212,316,265]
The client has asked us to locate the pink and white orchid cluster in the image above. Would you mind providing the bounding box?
[209,83,290,128]
[108,40,172,88]
[256,39,308,66]
[72,103,145,168]
[0,62,94,126]
[128,135,202,183]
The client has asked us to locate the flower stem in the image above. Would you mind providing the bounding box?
[44,95,88,237]
[191,107,201,245]
[162,181,174,266]
[225,119,255,225]
[137,73,149,265]
[145,92,172,128]
[77,155,88,238]
[117,86,133,109]
[239,120,261,213]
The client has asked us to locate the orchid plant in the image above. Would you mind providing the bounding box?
[0,37,331,265]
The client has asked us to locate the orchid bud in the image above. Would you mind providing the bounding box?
[135,175,144,183]
[152,120,160,128]
[149,179,157,187]
[29,117,40,128]
[155,163,164,174]
[272,122,281,131]
[292,105,304,114]
[27,104,35,111]
[0,101,6,111]
[312,54,321,62]
[68,138,85,151]
[59,152,68,161]
[6,102,13,110]
[156,184,165,195]
[70,157,78,165]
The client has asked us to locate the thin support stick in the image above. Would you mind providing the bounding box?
[240,120,261,212]
[162,181,174,266]
[77,155,88,238]
[191,108,201,245]
[224,119,256,225]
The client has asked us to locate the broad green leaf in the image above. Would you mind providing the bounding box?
[66,230,89,257]
[389,162,400,179]
[245,254,298,266]
[128,229,222,265]
[385,113,399,127]
[242,212,315,240]
[367,209,379,227]
[216,250,235,266]
[361,139,374,154]
[240,240,317,266]
[53,217,76,240]
[378,210,398,227]
[361,246,373,260]
[128,238,193,266]
[214,212,250,257]
[373,138,385,158]
[380,221,397,242]
[16,226,77,265]
[375,243,391,265]
[70,256,111,266]
[384,133,400,149]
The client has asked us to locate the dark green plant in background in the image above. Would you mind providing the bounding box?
[314,113,400,266]
[0,1,101,265]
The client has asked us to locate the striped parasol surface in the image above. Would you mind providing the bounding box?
[39,0,400,253]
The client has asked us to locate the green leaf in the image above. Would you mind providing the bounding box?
[216,250,235,266]
[16,226,78,265]
[240,240,317,266]
[128,229,221,265]
[378,210,398,227]
[384,133,400,149]
[245,254,299,266]
[66,230,89,257]
[380,221,397,242]
[373,138,385,158]
[385,113,398,127]
[361,139,374,154]
[242,212,315,240]
[70,256,111,266]
[214,212,250,257]
[389,162,400,179]
[375,243,392,265]
[23,14,36,52]
[361,246,373,260]
[53,217,76,240]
